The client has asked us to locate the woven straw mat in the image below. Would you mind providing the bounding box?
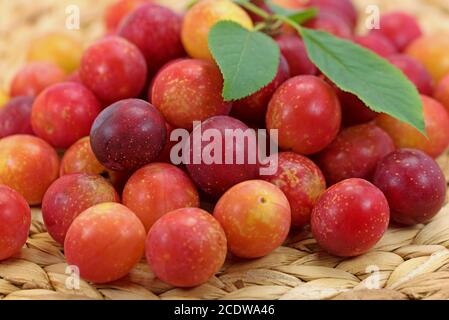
[1,0,449,300]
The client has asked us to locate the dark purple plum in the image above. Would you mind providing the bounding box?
[0,96,34,138]
[373,149,446,225]
[90,99,166,171]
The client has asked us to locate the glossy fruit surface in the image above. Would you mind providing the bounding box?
[315,123,395,185]
[80,36,147,104]
[373,149,446,225]
[118,3,185,75]
[0,96,34,138]
[42,174,119,244]
[213,180,291,258]
[31,82,101,149]
[185,116,259,197]
[0,135,59,205]
[262,152,325,228]
[0,185,31,261]
[27,33,83,73]
[65,203,146,283]
[151,59,231,129]
[311,178,390,257]
[266,75,341,155]
[10,62,65,97]
[376,95,449,158]
[123,163,200,231]
[181,0,253,60]
[90,99,166,171]
[146,208,227,287]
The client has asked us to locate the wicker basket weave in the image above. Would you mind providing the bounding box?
[1,0,449,300]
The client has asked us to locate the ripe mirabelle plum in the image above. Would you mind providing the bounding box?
[80,36,147,104]
[266,75,341,155]
[213,180,291,258]
[376,95,449,158]
[388,54,433,95]
[104,0,148,32]
[311,178,389,257]
[304,9,352,39]
[354,33,397,58]
[315,123,395,185]
[42,174,119,244]
[262,152,326,228]
[10,62,65,97]
[0,185,31,261]
[181,0,253,61]
[0,90,8,108]
[117,4,185,75]
[31,82,101,149]
[123,163,200,231]
[146,208,227,287]
[306,0,357,29]
[275,34,317,77]
[0,135,59,205]
[65,203,146,283]
[151,59,231,130]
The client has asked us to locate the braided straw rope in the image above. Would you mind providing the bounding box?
[1,0,449,300]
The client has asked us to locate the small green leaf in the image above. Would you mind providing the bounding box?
[266,1,317,24]
[298,27,425,134]
[209,21,280,101]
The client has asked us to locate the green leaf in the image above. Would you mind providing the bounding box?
[208,21,280,101]
[266,1,317,24]
[298,27,425,134]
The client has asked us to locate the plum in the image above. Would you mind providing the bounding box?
[0,96,34,138]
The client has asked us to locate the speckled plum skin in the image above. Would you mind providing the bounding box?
[0,96,34,138]
[123,163,200,231]
[376,95,449,158]
[388,54,433,95]
[10,62,65,97]
[316,124,395,185]
[262,152,326,229]
[275,34,317,77]
[311,178,390,257]
[354,33,397,58]
[373,149,446,225]
[435,74,449,112]
[31,82,101,149]
[90,99,166,171]
[213,180,291,258]
[0,135,59,205]
[118,3,185,75]
[65,203,146,283]
[185,116,259,197]
[42,174,119,244]
[104,0,148,32]
[231,56,290,125]
[80,36,147,104]
[146,208,227,287]
[59,137,124,189]
[181,0,253,61]
[373,12,422,51]
[151,59,232,129]
[0,185,31,261]
[266,75,341,155]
